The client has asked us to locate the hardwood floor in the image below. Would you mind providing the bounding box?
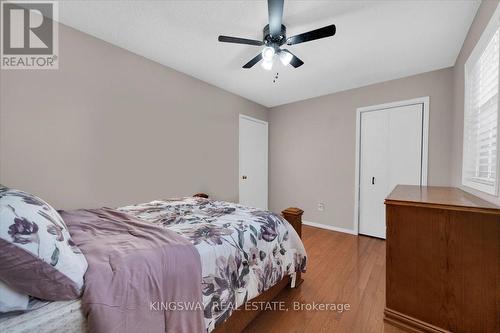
[244,225,404,333]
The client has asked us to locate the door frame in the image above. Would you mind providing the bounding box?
[239,114,269,209]
[353,97,430,235]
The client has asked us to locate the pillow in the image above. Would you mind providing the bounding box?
[0,280,29,313]
[0,186,87,300]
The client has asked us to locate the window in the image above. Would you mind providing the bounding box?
[462,11,500,195]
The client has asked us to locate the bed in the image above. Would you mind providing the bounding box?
[0,194,306,333]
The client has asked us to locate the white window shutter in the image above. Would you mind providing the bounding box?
[462,24,500,195]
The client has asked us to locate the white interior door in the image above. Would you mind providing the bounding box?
[239,115,268,210]
[359,110,390,239]
[359,103,423,238]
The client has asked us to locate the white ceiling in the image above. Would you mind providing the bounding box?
[57,0,480,107]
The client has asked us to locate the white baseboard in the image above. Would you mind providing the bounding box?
[302,220,358,235]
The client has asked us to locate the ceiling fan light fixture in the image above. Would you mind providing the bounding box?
[261,59,273,71]
[279,50,293,66]
[261,46,275,61]
[217,0,336,69]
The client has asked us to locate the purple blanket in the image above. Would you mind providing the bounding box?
[60,208,205,333]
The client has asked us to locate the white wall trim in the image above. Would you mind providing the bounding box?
[353,96,430,235]
[239,114,268,126]
[303,220,358,236]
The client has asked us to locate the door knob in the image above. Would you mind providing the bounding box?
[372,177,375,185]
[242,175,247,180]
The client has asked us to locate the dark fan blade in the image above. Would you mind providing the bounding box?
[286,24,336,45]
[282,49,304,68]
[218,35,263,46]
[243,53,263,68]
[268,0,284,37]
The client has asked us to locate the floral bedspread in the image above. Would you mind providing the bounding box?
[118,197,307,332]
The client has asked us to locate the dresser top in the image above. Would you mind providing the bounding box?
[385,185,500,213]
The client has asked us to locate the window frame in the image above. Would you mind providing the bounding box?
[462,7,500,196]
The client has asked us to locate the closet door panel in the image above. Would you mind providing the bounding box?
[387,104,423,192]
[359,103,424,239]
[359,110,389,238]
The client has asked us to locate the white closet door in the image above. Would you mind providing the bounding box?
[359,110,390,239]
[387,105,423,193]
[239,115,268,210]
[359,104,423,239]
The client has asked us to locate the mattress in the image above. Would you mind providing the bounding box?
[0,298,86,333]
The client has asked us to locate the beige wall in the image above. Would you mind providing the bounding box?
[0,24,267,210]
[269,68,454,230]
[2,1,495,225]
[451,0,500,204]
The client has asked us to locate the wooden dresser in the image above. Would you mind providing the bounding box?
[384,185,499,333]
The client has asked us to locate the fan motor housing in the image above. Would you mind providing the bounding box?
[263,24,286,46]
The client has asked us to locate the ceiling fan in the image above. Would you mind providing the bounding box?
[217,0,336,70]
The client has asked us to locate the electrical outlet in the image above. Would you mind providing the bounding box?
[318,202,325,211]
